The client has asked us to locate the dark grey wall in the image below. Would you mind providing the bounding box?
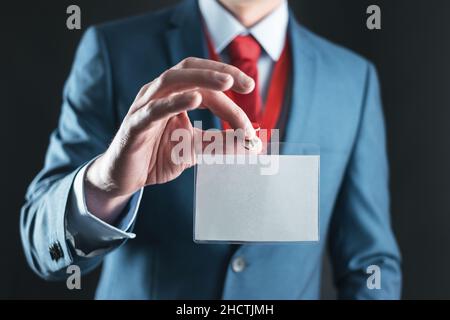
[1,0,449,299]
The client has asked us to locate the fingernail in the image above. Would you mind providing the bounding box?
[215,73,231,83]
[183,91,200,105]
[239,72,254,89]
[184,91,197,99]
[245,122,260,140]
[245,127,257,141]
[244,136,262,152]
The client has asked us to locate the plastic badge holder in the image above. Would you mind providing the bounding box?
[194,143,320,244]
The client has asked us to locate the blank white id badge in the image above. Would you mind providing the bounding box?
[194,143,320,243]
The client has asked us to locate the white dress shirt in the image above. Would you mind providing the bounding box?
[199,0,288,100]
[67,0,289,256]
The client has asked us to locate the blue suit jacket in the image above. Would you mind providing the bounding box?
[20,0,401,299]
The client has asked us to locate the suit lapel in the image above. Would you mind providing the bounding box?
[165,0,218,129]
[283,14,320,152]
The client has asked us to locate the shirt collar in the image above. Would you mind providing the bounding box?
[198,0,289,61]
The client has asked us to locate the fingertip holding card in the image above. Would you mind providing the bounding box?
[244,123,262,152]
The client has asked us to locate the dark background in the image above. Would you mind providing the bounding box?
[1,0,449,299]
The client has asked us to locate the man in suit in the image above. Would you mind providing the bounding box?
[20,0,402,299]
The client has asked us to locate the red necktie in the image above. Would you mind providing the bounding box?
[227,35,262,123]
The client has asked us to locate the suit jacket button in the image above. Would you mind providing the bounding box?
[232,256,246,273]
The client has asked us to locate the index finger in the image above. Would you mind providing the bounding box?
[173,57,255,94]
[200,89,257,140]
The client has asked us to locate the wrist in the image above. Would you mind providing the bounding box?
[84,156,132,224]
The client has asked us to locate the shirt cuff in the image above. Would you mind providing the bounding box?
[66,160,143,258]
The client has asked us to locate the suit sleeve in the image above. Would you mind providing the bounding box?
[20,26,133,280]
[66,162,142,258]
[328,63,402,299]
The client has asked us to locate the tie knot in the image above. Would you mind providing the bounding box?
[228,35,261,63]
